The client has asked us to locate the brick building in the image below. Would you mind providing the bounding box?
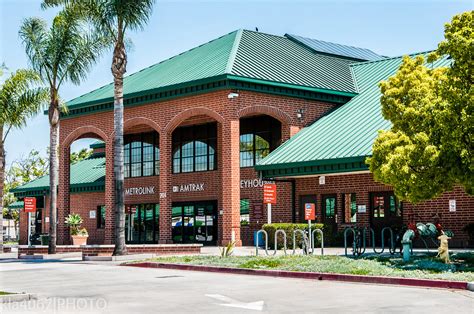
[12,30,473,247]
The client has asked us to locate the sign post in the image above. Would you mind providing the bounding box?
[24,197,37,246]
[304,203,316,250]
[263,184,277,224]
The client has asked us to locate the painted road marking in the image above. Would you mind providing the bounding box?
[205,294,264,311]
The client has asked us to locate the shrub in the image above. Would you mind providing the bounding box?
[262,223,324,250]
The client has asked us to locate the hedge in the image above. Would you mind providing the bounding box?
[262,223,324,250]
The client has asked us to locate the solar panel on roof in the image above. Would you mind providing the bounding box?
[285,34,385,61]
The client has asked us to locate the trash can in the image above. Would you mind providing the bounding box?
[40,234,50,246]
[253,231,264,247]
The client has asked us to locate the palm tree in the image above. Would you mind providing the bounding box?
[19,9,106,253]
[43,0,156,255]
[0,69,48,250]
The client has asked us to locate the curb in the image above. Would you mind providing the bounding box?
[84,253,156,262]
[124,262,472,291]
[0,293,37,303]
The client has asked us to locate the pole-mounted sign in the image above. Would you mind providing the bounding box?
[24,197,36,247]
[304,203,315,221]
[263,184,277,224]
[24,197,37,213]
[304,203,315,249]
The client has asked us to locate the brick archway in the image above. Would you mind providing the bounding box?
[238,105,293,125]
[62,125,108,148]
[164,107,225,133]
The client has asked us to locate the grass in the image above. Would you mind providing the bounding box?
[144,252,474,282]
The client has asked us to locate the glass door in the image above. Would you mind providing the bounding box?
[370,192,402,245]
[125,204,159,244]
[322,194,337,233]
[171,201,217,245]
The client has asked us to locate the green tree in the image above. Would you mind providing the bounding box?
[43,0,156,255]
[0,69,47,250]
[4,150,49,242]
[367,11,473,203]
[70,148,92,164]
[20,8,106,253]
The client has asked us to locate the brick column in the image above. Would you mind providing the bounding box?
[282,124,300,142]
[159,132,172,243]
[57,145,70,244]
[219,119,242,246]
[104,139,115,244]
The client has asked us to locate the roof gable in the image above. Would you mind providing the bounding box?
[256,52,451,177]
[65,29,360,111]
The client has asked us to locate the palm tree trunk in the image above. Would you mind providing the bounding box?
[48,93,59,254]
[112,25,127,256]
[0,125,5,252]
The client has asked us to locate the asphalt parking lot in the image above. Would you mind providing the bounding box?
[0,259,473,313]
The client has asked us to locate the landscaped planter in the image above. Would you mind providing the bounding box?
[71,235,88,246]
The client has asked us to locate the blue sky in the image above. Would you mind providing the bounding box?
[1,0,472,167]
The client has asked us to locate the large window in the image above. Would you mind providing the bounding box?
[172,123,217,173]
[124,132,159,178]
[240,116,281,167]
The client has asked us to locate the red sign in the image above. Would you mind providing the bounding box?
[24,197,37,213]
[263,184,277,204]
[304,203,315,220]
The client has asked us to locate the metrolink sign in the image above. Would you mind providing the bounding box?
[125,186,156,196]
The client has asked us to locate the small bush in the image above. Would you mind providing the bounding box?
[262,223,324,250]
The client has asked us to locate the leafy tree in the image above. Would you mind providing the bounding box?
[70,148,92,164]
[20,8,106,253]
[43,0,156,255]
[367,11,473,203]
[0,69,47,250]
[4,150,49,242]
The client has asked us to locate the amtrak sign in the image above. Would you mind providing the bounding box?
[173,183,205,193]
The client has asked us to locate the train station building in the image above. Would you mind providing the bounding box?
[12,30,473,247]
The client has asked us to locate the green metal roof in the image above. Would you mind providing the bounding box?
[286,34,385,61]
[12,156,106,197]
[65,29,358,113]
[256,52,451,177]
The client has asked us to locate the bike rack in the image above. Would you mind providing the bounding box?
[272,229,287,256]
[370,227,395,255]
[311,229,324,255]
[255,229,269,256]
[344,227,366,257]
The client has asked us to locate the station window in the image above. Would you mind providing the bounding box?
[97,205,106,229]
[240,116,281,167]
[172,123,217,173]
[124,132,160,178]
[343,193,357,223]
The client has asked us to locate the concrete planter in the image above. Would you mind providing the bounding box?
[71,235,88,245]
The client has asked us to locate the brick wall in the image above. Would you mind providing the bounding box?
[295,172,473,247]
[55,89,336,246]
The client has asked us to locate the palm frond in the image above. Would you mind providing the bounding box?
[0,69,48,140]
[19,18,52,84]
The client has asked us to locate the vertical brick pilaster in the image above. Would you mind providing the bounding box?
[104,139,115,244]
[282,124,301,142]
[159,132,172,243]
[57,146,70,244]
[220,119,242,246]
